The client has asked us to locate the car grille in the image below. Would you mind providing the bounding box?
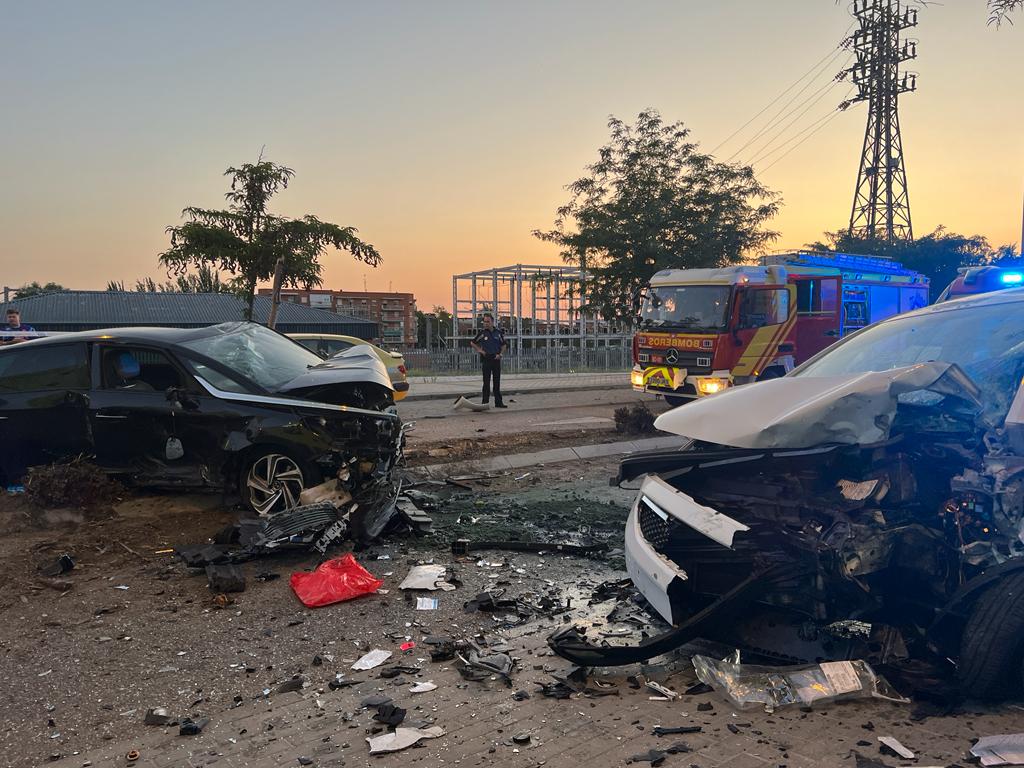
[638,497,672,550]
[639,350,713,374]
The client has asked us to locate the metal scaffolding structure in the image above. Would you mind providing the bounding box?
[450,264,632,371]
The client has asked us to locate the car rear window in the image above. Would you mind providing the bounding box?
[0,343,90,393]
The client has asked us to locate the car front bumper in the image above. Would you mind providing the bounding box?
[624,474,750,625]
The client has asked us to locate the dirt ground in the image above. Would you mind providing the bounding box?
[3,457,1023,768]
[404,428,631,465]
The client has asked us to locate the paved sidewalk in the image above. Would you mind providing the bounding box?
[404,371,629,400]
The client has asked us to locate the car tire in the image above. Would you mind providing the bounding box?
[238,449,319,517]
[664,394,689,408]
[958,571,1024,700]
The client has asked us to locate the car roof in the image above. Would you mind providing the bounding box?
[0,321,256,350]
[882,285,1024,322]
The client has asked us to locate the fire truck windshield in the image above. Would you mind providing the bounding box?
[640,285,731,332]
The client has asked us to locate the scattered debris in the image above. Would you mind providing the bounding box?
[205,564,246,593]
[366,725,445,754]
[627,749,666,766]
[692,653,908,712]
[613,403,656,434]
[452,538,607,557]
[971,734,1024,766]
[371,703,407,727]
[409,681,437,694]
[398,564,456,591]
[352,650,392,671]
[877,736,914,760]
[652,726,702,737]
[275,677,305,695]
[178,717,208,736]
[39,554,75,577]
[646,681,678,701]
[457,650,513,683]
[512,732,531,745]
[416,597,440,610]
[290,554,382,608]
[143,708,177,726]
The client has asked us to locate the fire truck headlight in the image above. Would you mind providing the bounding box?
[696,377,729,395]
[631,370,645,387]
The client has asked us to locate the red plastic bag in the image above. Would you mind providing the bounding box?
[290,553,383,608]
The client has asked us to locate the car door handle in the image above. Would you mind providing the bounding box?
[95,413,128,420]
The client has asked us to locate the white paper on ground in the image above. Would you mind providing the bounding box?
[971,734,1024,766]
[409,681,438,694]
[416,597,439,610]
[877,736,915,760]
[399,564,456,591]
[366,726,445,754]
[453,396,490,412]
[351,649,392,671]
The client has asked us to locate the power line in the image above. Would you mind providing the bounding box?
[757,94,854,172]
[711,22,854,157]
[726,43,851,162]
[760,111,846,172]
[743,70,850,166]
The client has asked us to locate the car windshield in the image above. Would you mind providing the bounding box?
[179,323,323,391]
[793,299,1024,421]
[640,285,731,331]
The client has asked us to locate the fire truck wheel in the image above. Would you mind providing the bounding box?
[664,395,689,408]
[757,367,785,381]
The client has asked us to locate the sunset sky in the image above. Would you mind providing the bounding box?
[1,0,1021,310]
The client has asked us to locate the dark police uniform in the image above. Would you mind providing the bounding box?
[473,326,507,406]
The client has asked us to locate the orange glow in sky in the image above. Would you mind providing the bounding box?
[1,1,1021,311]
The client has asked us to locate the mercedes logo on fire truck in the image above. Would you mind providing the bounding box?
[665,348,679,365]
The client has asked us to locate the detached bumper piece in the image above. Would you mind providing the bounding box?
[175,492,432,567]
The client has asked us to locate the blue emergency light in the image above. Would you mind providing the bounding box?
[1000,272,1023,285]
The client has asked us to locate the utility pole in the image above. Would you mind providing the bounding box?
[845,0,918,242]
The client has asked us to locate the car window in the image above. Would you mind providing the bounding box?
[100,347,186,392]
[295,338,323,355]
[0,343,90,393]
[326,339,354,356]
[188,361,254,394]
[738,288,790,329]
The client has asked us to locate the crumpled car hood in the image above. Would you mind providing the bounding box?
[654,362,982,449]
[275,345,394,394]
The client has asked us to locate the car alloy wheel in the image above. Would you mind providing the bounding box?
[246,453,305,516]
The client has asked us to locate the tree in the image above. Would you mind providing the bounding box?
[107,266,228,293]
[159,160,381,324]
[13,281,65,298]
[534,109,780,319]
[808,227,1001,301]
[989,0,1022,24]
[416,305,453,348]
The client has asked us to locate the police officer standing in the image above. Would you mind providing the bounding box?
[470,312,508,408]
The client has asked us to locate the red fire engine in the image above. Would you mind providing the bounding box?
[631,252,930,405]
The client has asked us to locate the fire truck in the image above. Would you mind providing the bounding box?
[631,251,930,405]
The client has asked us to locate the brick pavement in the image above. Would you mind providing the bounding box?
[45,608,1024,768]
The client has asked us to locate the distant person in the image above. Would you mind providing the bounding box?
[470,313,508,408]
[0,308,37,345]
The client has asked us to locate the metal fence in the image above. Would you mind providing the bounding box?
[399,343,633,374]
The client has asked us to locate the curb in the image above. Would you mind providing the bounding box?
[410,434,687,476]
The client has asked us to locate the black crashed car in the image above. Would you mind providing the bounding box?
[0,322,404,525]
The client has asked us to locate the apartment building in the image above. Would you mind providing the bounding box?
[257,288,417,347]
